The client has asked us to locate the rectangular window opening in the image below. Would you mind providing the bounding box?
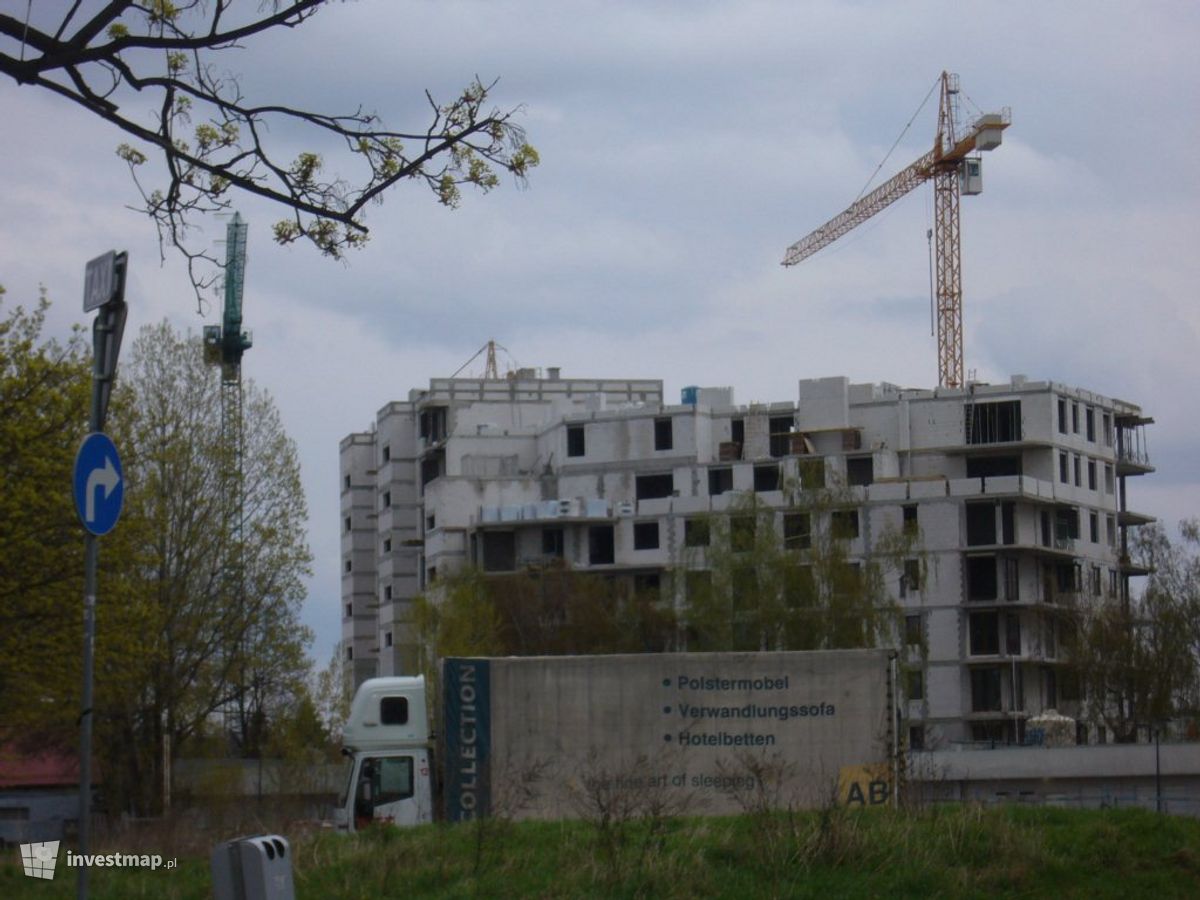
[909,725,926,751]
[967,556,998,601]
[905,614,922,646]
[588,525,615,565]
[966,502,997,546]
[799,458,826,490]
[567,425,586,458]
[970,612,1000,655]
[684,518,710,547]
[633,521,660,550]
[730,515,756,552]
[846,456,874,486]
[783,512,811,550]
[971,667,1002,712]
[654,417,673,451]
[542,527,564,558]
[901,558,921,597]
[768,415,794,458]
[1005,613,1021,655]
[636,473,674,500]
[831,509,859,540]
[906,669,924,701]
[482,531,517,572]
[754,464,780,492]
[1003,557,1019,602]
[967,400,1022,444]
[708,467,733,496]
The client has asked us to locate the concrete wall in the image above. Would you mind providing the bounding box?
[0,790,77,844]
[909,744,1200,817]
[442,650,894,821]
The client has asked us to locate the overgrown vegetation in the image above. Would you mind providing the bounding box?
[680,485,921,652]
[1067,520,1200,742]
[3,806,1197,898]
[0,291,321,817]
[414,477,922,668]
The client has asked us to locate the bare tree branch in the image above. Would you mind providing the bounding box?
[1,1,538,308]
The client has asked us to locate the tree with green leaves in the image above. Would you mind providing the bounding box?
[0,285,91,749]
[416,561,675,660]
[100,320,313,812]
[680,480,919,653]
[1067,521,1200,742]
[415,474,919,682]
[313,641,353,739]
[0,2,538,299]
[0,299,314,813]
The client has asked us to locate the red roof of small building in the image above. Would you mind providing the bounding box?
[0,744,84,788]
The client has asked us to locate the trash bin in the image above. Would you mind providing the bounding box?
[211,834,295,900]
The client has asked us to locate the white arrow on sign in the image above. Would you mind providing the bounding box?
[85,456,121,523]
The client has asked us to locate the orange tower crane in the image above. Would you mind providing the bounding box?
[782,72,1010,389]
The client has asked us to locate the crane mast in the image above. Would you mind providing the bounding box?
[203,213,254,749]
[783,72,1010,388]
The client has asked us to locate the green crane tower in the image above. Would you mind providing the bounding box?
[203,213,254,751]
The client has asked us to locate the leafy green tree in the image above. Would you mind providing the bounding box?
[0,300,313,812]
[313,641,353,739]
[0,286,91,748]
[680,481,917,653]
[416,476,917,672]
[101,321,313,812]
[1068,521,1200,742]
[265,686,335,763]
[413,561,676,685]
[0,2,539,297]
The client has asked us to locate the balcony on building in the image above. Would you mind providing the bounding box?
[1114,414,1154,476]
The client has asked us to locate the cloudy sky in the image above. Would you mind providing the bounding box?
[3,1,1198,664]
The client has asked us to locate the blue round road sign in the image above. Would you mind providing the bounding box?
[73,432,124,536]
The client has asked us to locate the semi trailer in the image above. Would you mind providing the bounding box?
[334,649,897,831]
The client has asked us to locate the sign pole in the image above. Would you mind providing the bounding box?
[78,535,97,899]
[76,251,128,900]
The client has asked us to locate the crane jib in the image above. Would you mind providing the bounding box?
[780,72,1009,389]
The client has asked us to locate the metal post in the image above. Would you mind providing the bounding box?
[1154,726,1162,814]
[78,535,97,900]
[891,652,900,809]
[78,312,107,900]
[76,252,128,900]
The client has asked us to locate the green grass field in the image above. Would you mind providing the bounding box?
[2,805,1198,898]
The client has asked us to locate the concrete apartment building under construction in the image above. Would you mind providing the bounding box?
[339,369,1153,748]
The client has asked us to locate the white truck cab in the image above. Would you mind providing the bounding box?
[335,676,435,832]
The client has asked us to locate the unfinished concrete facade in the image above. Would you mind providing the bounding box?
[339,371,1152,747]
